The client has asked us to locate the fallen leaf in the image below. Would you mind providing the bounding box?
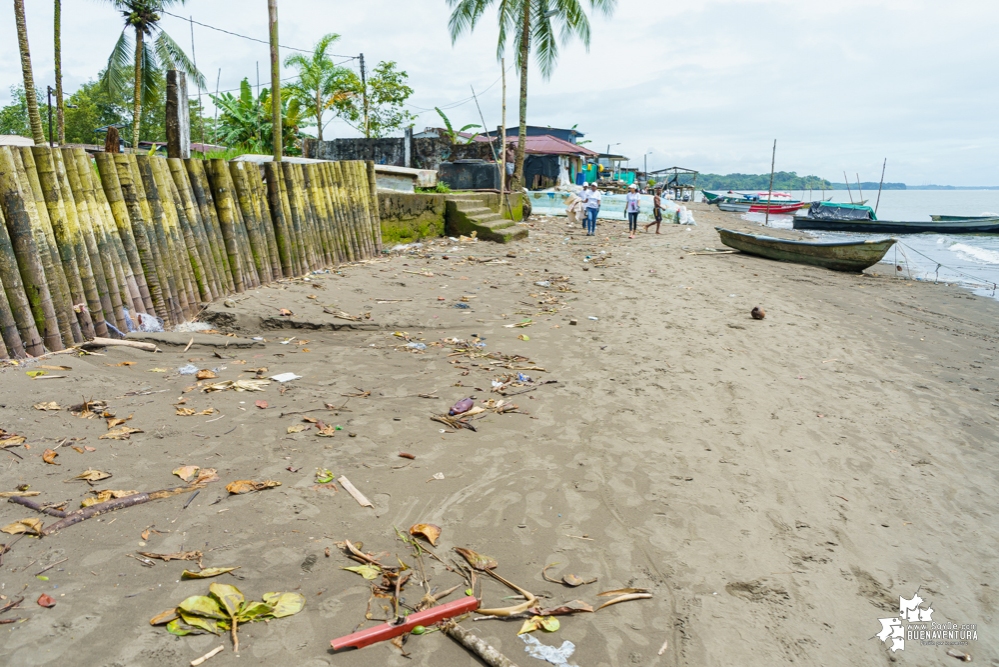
[113,361,136,367]
[42,449,59,465]
[149,609,179,626]
[594,593,653,610]
[453,547,497,571]
[173,466,201,483]
[1,518,43,535]
[517,335,530,341]
[33,402,61,411]
[0,435,26,447]
[84,446,96,452]
[279,309,293,316]
[314,469,334,484]
[409,523,441,546]
[254,400,268,409]
[260,591,306,618]
[196,370,218,381]
[315,425,337,437]
[341,564,381,580]
[36,594,56,608]
[74,469,112,482]
[225,480,281,495]
[81,489,137,507]
[148,368,168,373]
[193,468,219,485]
[40,365,71,371]
[139,551,203,563]
[176,407,196,416]
[182,567,240,580]
[287,424,308,434]
[203,380,270,393]
[106,417,129,429]
[536,600,594,616]
[596,587,649,596]
[562,574,597,587]
[71,446,85,454]
[26,370,47,378]
[100,426,142,440]
[518,615,559,635]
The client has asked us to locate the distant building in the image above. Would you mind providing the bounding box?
[483,126,585,145]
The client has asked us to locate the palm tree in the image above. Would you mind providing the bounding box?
[447,0,615,190]
[283,33,357,144]
[55,0,65,144]
[13,0,45,144]
[99,0,205,151]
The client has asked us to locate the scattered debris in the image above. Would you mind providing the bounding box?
[751,306,766,320]
[225,480,280,495]
[338,476,373,508]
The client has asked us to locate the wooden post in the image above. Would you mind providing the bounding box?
[764,139,776,228]
[166,70,191,159]
[875,158,887,215]
[268,0,282,162]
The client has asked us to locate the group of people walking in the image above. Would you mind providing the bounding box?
[577,182,674,237]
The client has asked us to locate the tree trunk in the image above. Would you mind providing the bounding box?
[513,1,531,192]
[316,90,324,143]
[54,0,65,145]
[132,26,144,153]
[14,0,45,146]
[268,0,282,162]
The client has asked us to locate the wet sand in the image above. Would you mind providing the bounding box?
[1,202,997,666]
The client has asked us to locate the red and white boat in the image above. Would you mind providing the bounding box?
[747,201,804,214]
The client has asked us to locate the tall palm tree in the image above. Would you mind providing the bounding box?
[284,33,357,144]
[13,0,45,144]
[55,0,65,144]
[99,0,205,151]
[447,0,616,190]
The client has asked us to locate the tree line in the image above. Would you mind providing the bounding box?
[697,172,907,191]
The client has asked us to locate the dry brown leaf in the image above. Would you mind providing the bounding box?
[594,593,653,611]
[100,426,142,440]
[1,518,43,535]
[596,587,649,596]
[535,600,594,616]
[287,424,308,434]
[315,425,337,437]
[193,468,219,484]
[106,417,130,429]
[40,365,72,371]
[74,469,112,482]
[148,609,178,626]
[225,480,281,495]
[409,523,441,547]
[453,547,497,571]
[113,361,136,367]
[172,465,201,482]
[175,407,196,416]
[42,448,59,465]
[33,402,61,411]
[195,369,217,380]
[0,435,26,447]
[139,550,202,563]
[71,446,85,454]
[81,489,137,507]
[181,566,240,579]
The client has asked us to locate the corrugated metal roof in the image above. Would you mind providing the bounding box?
[502,134,600,156]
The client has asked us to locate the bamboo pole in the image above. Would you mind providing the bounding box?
[137,156,190,321]
[62,149,123,334]
[62,148,128,333]
[226,167,259,288]
[0,147,53,354]
[276,161,301,275]
[205,159,245,293]
[342,162,367,260]
[16,147,77,345]
[95,153,153,315]
[352,161,375,258]
[366,160,383,254]
[313,162,341,265]
[90,153,147,317]
[160,158,213,302]
[186,159,235,293]
[295,164,322,270]
[281,163,309,274]
[113,154,170,324]
[229,162,272,283]
[247,163,282,279]
[36,148,96,338]
[168,158,222,300]
[303,165,333,268]
[332,162,358,262]
[264,162,293,276]
[150,157,204,308]
[324,162,351,264]
[0,206,29,357]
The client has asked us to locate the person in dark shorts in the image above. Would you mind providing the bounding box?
[644,187,663,234]
[625,183,641,237]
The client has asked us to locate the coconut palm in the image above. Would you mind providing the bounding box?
[55,0,65,144]
[446,0,615,189]
[99,0,205,151]
[13,0,45,144]
[283,33,357,144]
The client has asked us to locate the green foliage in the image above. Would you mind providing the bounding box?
[332,61,415,138]
[283,33,357,142]
[417,182,453,194]
[0,86,30,137]
[210,79,306,155]
[698,171,833,191]
[434,107,481,143]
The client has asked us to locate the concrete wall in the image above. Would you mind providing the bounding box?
[304,137,495,171]
[378,192,447,245]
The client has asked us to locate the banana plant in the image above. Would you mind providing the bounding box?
[435,107,481,144]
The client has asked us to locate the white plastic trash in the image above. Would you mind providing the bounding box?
[521,635,578,667]
[270,373,302,383]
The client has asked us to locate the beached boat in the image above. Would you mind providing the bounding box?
[747,201,803,214]
[794,203,999,233]
[719,201,752,212]
[929,214,999,222]
[716,227,896,272]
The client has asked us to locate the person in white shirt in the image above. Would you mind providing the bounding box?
[625,183,641,238]
[576,186,591,228]
[584,183,601,236]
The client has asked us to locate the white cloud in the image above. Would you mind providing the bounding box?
[1,0,995,185]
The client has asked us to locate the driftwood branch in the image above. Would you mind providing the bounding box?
[8,496,68,517]
[81,337,158,352]
[444,623,520,667]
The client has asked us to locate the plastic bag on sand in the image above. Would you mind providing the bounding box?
[173,321,214,333]
[521,635,578,667]
[178,364,199,375]
[406,342,427,351]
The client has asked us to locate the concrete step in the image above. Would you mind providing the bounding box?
[444,199,528,244]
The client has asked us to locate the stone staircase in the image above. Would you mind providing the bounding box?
[445,194,528,243]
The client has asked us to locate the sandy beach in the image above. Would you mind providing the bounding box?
[1,202,996,666]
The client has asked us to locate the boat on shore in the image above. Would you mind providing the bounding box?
[930,214,999,222]
[794,202,999,234]
[719,201,752,212]
[747,201,803,214]
[716,227,896,272]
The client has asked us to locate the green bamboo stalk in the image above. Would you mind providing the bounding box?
[264,162,293,276]
[168,158,221,300]
[247,163,282,279]
[0,205,29,357]
[330,162,357,263]
[36,148,96,338]
[313,163,340,265]
[229,162,272,283]
[297,164,324,269]
[0,147,59,352]
[128,154,187,325]
[90,153,147,317]
[337,161,363,261]
[149,157,202,310]
[61,148,122,334]
[113,154,170,324]
[289,165,316,270]
[205,159,245,293]
[95,153,153,315]
[186,159,235,293]
[322,162,350,264]
[226,168,259,288]
[347,162,372,259]
[17,147,77,345]
[160,159,212,303]
[306,164,335,267]
[366,160,383,254]
[301,164,332,268]
[281,162,310,275]
[356,161,377,258]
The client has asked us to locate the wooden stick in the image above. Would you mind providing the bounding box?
[81,336,157,351]
[443,623,521,667]
[190,645,224,666]
[7,495,68,517]
[337,476,373,508]
[41,485,199,535]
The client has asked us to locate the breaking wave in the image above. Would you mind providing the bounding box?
[950,243,999,265]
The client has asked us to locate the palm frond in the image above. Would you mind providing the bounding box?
[446,0,491,44]
[100,29,133,98]
[140,40,161,107]
[153,29,206,88]
[495,0,518,60]
[589,0,617,16]
[531,4,560,78]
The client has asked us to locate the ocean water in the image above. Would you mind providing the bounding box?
[736,189,999,300]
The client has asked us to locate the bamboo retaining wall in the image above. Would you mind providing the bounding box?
[0,148,382,359]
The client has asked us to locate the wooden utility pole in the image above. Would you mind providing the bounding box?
[268,0,282,161]
[500,57,506,201]
[764,139,776,227]
[359,53,369,138]
[54,0,65,144]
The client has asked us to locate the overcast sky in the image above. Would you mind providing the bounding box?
[2,0,996,185]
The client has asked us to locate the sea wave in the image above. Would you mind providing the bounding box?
[950,243,999,265]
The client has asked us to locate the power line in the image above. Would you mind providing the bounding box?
[405,64,513,114]
[161,9,358,60]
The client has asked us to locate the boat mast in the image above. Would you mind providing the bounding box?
[875,158,887,215]
[765,139,776,227]
[856,173,864,204]
[844,171,853,203]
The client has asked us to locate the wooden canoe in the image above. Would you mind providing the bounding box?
[929,214,999,222]
[719,201,751,212]
[716,227,896,272]
[793,216,999,234]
